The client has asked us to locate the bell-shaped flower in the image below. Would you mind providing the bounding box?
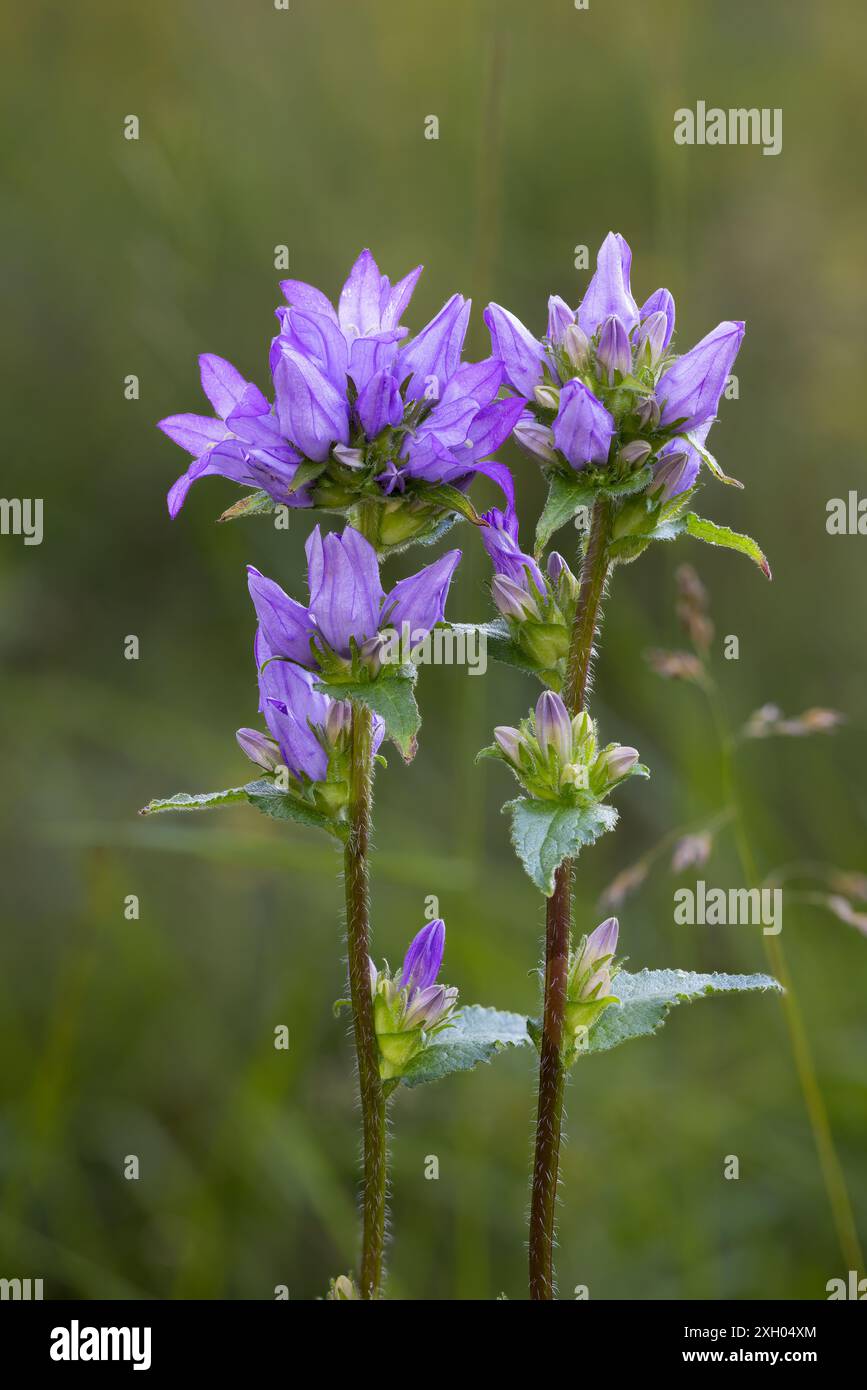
[576,232,640,337]
[656,321,744,431]
[483,303,545,396]
[552,379,616,470]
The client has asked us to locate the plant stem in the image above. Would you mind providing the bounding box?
[529,495,613,1300]
[344,700,387,1299]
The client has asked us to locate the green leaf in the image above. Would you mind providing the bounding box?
[317,672,420,760]
[140,778,342,838]
[400,1005,532,1088]
[504,798,619,895]
[683,513,772,579]
[583,967,783,1056]
[217,490,278,522]
[534,473,595,555]
[685,431,743,488]
[450,620,551,683]
[287,460,327,494]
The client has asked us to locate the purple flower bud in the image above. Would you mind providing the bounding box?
[236,727,283,772]
[355,368,403,438]
[639,289,675,351]
[305,525,384,657]
[535,690,573,762]
[619,439,652,467]
[324,699,353,745]
[359,633,386,677]
[635,396,661,430]
[562,322,590,371]
[546,551,566,583]
[533,384,561,411]
[547,295,575,346]
[648,449,692,504]
[403,984,446,1029]
[332,444,365,469]
[492,573,540,621]
[605,745,640,781]
[481,507,545,594]
[513,412,558,465]
[577,232,639,337]
[399,919,445,996]
[656,321,744,431]
[596,314,633,384]
[552,379,616,471]
[369,957,378,993]
[494,725,527,764]
[584,916,619,965]
[635,310,669,366]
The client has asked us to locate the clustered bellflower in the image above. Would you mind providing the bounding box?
[485,231,744,520]
[564,917,622,1044]
[491,689,642,804]
[246,523,461,683]
[370,919,458,1080]
[160,250,524,551]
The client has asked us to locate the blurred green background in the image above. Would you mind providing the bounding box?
[1,0,865,1300]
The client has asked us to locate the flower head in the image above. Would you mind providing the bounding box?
[371,919,458,1079]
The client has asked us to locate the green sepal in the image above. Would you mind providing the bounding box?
[681,512,772,579]
[422,483,486,528]
[399,1005,532,1088]
[534,473,596,555]
[450,620,561,688]
[503,797,619,896]
[685,431,743,489]
[316,669,420,761]
[217,490,278,523]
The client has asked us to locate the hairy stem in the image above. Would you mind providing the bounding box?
[529,496,613,1301]
[344,700,387,1299]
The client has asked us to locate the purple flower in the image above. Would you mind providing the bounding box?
[235,727,282,772]
[398,918,445,994]
[280,247,422,356]
[272,350,350,461]
[656,321,745,431]
[483,303,545,396]
[247,524,461,667]
[481,505,545,595]
[256,646,331,782]
[584,916,619,965]
[535,690,573,762]
[397,294,472,402]
[577,232,640,338]
[552,380,616,470]
[159,354,308,518]
[513,410,558,464]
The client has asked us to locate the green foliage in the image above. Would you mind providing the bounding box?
[140,778,343,838]
[400,1006,532,1087]
[317,671,420,760]
[583,968,783,1056]
[504,797,619,895]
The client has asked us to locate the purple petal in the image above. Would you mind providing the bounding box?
[381,264,424,331]
[547,295,575,345]
[279,279,339,323]
[248,565,317,666]
[399,918,445,996]
[199,354,251,419]
[338,249,386,338]
[657,321,745,431]
[273,351,350,460]
[639,288,675,351]
[308,527,384,656]
[577,232,639,337]
[398,295,471,401]
[552,380,616,469]
[484,303,545,396]
[356,369,403,438]
[382,550,461,638]
[158,413,228,457]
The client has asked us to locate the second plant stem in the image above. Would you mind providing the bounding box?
[344,700,387,1299]
[529,496,613,1301]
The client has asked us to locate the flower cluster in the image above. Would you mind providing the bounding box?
[485,232,744,521]
[159,250,524,551]
[564,917,622,1046]
[491,690,642,804]
[246,522,460,682]
[370,919,458,1080]
[481,505,580,687]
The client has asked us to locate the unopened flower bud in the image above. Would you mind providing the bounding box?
[604,745,640,781]
[571,710,593,746]
[514,416,558,464]
[236,727,283,772]
[648,450,689,504]
[596,314,632,384]
[635,396,661,430]
[535,690,573,762]
[635,310,669,366]
[492,573,541,621]
[494,724,528,765]
[533,384,561,411]
[562,321,590,371]
[325,699,353,747]
[359,632,387,676]
[619,439,652,468]
[332,444,366,470]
